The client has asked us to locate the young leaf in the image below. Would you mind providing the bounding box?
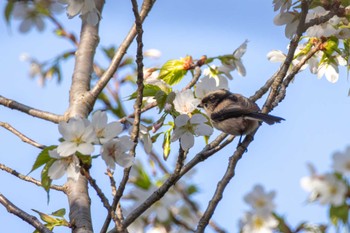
[158,58,189,86]
[29,145,57,174]
[162,130,171,160]
[51,208,66,218]
[128,84,162,100]
[32,209,57,224]
[4,1,14,25]
[134,166,152,190]
[41,159,55,193]
[329,204,349,226]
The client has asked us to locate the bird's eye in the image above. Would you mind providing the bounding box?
[204,103,208,108]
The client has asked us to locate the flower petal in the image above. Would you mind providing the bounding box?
[174,114,190,127]
[180,132,194,150]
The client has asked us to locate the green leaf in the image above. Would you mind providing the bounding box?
[134,166,152,190]
[4,1,14,25]
[330,204,349,226]
[32,209,57,224]
[51,208,66,217]
[29,146,57,174]
[76,152,92,166]
[129,84,162,100]
[162,130,171,160]
[186,185,199,195]
[102,46,116,60]
[154,90,167,112]
[41,159,55,193]
[158,59,188,86]
[151,132,164,143]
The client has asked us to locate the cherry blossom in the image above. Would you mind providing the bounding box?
[48,149,80,181]
[171,114,213,150]
[100,136,134,170]
[57,117,96,157]
[173,90,200,115]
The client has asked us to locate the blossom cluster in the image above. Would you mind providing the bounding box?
[12,0,100,33]
[48,111,134,180]
[166,41,248,151]
[270,0,350,84]
[300,146,350,207]
[239,185,278,233]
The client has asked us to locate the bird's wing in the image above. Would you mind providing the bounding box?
[211,106,256,122]
[246,112,285,125]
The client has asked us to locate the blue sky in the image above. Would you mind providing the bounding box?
[1,1,350,232]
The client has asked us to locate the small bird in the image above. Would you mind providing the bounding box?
[199,89,285,144]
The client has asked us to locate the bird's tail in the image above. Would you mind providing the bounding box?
[246,112,285,125]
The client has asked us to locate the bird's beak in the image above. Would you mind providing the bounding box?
[197,103,203,108]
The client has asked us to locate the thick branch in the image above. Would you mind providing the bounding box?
[65,1,106,233]
[0,193,53,233]
[0,95,63,123]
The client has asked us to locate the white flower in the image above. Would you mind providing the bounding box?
[305,7,340,38]
[143,49,162,59]
[244,185,276,214]
[221,40,248,77]
[127,118,153,154]
[171,114,213,150]
[101,136,134,170]
[139,124,153,154]
[57,118,96,157]
[48,149,80,180]
[130,185,180,222]
[301,165,347,206]
[317,62,339,83]
[13,2,45,33]
[241,211,278,233]
[273,0,292,12]
[173,90,201,114]
[195,75,229,99]
[91,110,123,144]
[274,12,299,38]
[60,0,100,25]
[203,65,232,83]
[333,146,350,176]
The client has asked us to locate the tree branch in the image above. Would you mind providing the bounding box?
[0,95,63,123]
[262,0,309,113]
[0,122,45,149]
[89,0,156,101]
[0,163,65,192]
[122,134,234,228]
[65,1,106,233]
[195,134,254,233]
[0,193,53,233]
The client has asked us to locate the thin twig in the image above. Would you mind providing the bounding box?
[194,134,253,233]
[0,122,45,149]
[0,95,63,123]
[113,0,146,231]
[272,40,323,108]
[148,147,227,232]
[90,0,156,101]
[0,163,65,192]
[122,134,233,228]
[81,168,111,211]
[262,0,309,113]
[0,193,53,233]
[182,66,202,91]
